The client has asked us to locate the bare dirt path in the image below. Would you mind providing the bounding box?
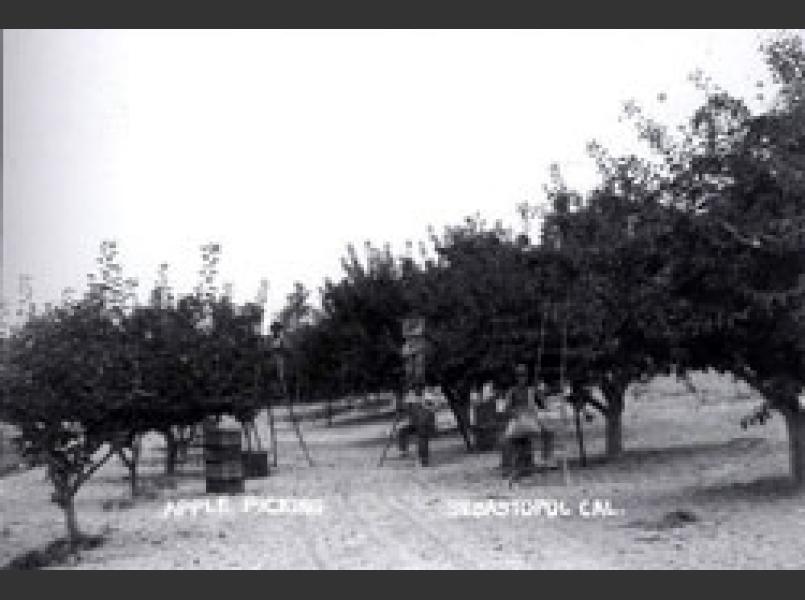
[3,385,803,569]
[177,411,624,570]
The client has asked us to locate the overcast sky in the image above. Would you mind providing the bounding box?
[2,29,785,319]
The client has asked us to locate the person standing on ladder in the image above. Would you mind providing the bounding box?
[397,316,436,466]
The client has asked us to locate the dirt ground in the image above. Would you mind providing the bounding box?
[1,373,804,569]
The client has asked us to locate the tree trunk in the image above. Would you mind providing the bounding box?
[129,460,138,498]
[63,495,81,546]
[163,429,178,476]
[242,421,252,452]
[574,407,587,467]
[130,461,138,497]
[784,408,805,487]
[605,408,624,459]
[602,382,626,460]
[267,405,278,467]
[117,447,139,498]
[128,437,141,497]
[176,427,191,464]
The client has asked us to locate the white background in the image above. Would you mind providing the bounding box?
[2,29,785,318]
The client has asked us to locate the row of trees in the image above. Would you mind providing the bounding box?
[0,242,276,543]
[275,33,805,483]
[0,33,802,549]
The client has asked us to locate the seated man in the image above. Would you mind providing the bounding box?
[535,382,565,468]
[502,364,542,476]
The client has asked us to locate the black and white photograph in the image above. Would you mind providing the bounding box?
[1,28,804,570]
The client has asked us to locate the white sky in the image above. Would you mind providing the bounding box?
[2,29,784,319]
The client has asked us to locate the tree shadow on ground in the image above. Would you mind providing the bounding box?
[322,408,397,429]
[0,462,28,478]
[579,437,769,473]
[688,474,801,503]
[318,433,390,449]
[95,467,202,488]
[403,435,770,474]
[341,425,466,453]
[565,437,800,508]
[2,533,106,570]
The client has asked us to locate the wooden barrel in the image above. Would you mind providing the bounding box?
[411,405,436,437]
[501,437,534,472]
[204,444,242,462]
[242,450,270,478]
[417,432,430,466]
[474,426,499,451]
[204,426,244,494]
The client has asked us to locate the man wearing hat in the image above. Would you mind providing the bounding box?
[398,382,438,465]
